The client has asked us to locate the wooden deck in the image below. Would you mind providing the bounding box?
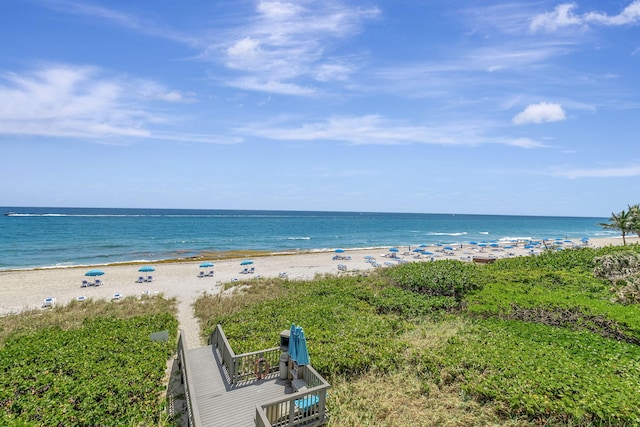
[186,345,293,426]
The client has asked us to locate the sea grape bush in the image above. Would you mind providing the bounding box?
[384,259,485,301]
[433,318,640,425]
[0,313,177,426]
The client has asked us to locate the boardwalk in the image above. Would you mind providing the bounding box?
[186,345,293,426]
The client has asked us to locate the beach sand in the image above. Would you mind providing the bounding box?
[1,236,634,348]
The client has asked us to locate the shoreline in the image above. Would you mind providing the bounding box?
[1,236,637,317]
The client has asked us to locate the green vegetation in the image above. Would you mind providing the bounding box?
[196,245,640,426]
[0,297,178,426]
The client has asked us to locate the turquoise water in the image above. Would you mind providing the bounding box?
[0,207,612,270]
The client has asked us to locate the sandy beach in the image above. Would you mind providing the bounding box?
[1,236,634,347]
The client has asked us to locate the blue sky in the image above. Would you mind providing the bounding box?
[1,0,638,217]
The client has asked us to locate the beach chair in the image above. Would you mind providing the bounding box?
[112,293,123,300]
[94,279,103,286]
[81,280,90,288]
[136,276,145,283]
[249,267,255,274]
[240,268,249,274]
[146,275,153,282]
[206,271,214,277]
[42,297,56,308]
[198,271,205,278]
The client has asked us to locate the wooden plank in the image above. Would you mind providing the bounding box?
[186,346,293,427]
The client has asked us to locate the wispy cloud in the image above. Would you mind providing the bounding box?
[240,114,541,148]
[552,164,640,178]
[530,1,640,33]
[212,0,380,94]
[43,0,200,46]
[513,102,566,125]
[0,64,230,143]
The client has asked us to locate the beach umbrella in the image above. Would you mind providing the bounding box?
[422,251,433,255]
[85,269,104,277]
[364,255,375,259]
[490,243,500,248]
[295,328,310,365]
[389,247,399,252]
[288,324,298,361]
[334,248,345,253]
[138,266,155,273]
[240,259,253,265]
[419,244,427,248]
[469,241,478,245]
[199,262,214,268]
[444,246,454,251]
[412,248,422,252]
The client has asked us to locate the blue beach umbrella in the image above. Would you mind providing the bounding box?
[240,259,253,266]
[469,241,478,245]
[296,328,310,365]
[334,248,345,253]
[85,269,104,277]
[138,266,155,273]
[364,255,375,259]
[444,246,454,251]
[389,247,399,252]
[288,324,298,361]
[422,251,433,255]
[419,244,427,247]
[199,262,214,268]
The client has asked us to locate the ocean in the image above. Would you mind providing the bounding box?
[0,207,612,271]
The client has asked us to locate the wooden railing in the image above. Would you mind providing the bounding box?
[209,324,330,427]
[177,330,202,427]
[208,324,279,385]
[255,370,330,427]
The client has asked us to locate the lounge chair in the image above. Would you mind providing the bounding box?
[81,280,90,288]
[112,293,123,300]
[249,267,255,274]
[146,275,153,282]
[94,279,103,286]
[136,276,145,283]
[206,271,214,277]
[198,271,205,278]
[240,268,249,274]
[42,297,56,308]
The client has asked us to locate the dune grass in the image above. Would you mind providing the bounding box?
[194,245,640,426]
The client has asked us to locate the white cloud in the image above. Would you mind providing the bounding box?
[226,77,316,95]
[0,64,206,142]
[585,1,640,26]
[530,3,583,32]
[240,114,539,148]
[213,0,380,94]
[509,138,547,148]
[530,1,640,32]
[552,165,640,179]
[512,102,566,125]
